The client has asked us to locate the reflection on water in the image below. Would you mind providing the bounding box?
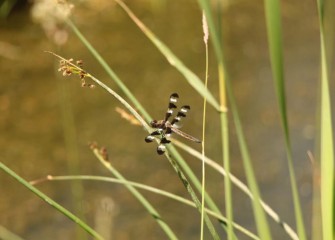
[0,0,324,239]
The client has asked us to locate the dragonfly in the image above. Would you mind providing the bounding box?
[145,93,201,155]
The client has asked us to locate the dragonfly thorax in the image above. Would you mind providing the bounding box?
[145,93,200,155]
[150,120,167,129]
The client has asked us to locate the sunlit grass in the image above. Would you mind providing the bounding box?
[317,0,335,239]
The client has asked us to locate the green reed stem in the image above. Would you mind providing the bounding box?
[316,0,335,239]
[200,12,210,240]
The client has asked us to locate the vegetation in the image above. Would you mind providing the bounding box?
[0,0,333,239]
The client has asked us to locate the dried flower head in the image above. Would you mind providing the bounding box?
[202,12,209,44]
[88,142,109,162]
[89,142,98,150]
[57,58,95,88]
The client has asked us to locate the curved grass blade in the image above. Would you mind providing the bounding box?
[316,0,335,239]
[0,225,24,240]
[227,80,272,240]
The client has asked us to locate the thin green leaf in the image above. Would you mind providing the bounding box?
[0,225,24,240]
[316,0,335,239]
[200,12,211,240]
[227,84,272,240]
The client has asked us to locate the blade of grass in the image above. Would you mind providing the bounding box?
[227,79,272,240]
[219,69,233,240]
[0,0,17,18]
[308,151,322,240]
[0,162,104,240]
[264,0,306,239]
[0,225,24,240]
[316,0,335,239]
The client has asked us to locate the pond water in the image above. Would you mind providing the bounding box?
[0,0,330,239]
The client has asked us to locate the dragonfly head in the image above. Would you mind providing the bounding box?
[149,120,158,127]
